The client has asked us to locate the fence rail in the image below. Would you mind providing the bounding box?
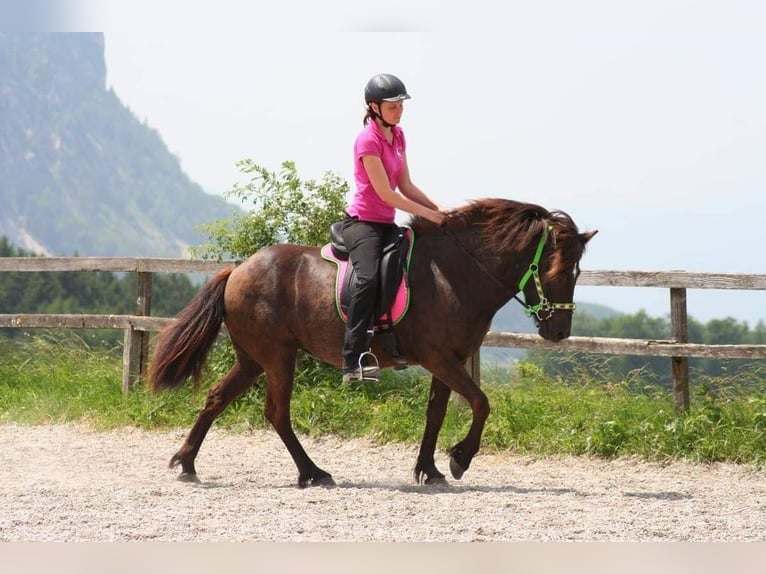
[1,257,764,409]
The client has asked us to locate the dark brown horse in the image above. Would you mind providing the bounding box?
[149,198,596,487]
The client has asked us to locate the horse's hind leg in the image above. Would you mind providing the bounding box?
[169,358,262,481]
[263,353,335,488]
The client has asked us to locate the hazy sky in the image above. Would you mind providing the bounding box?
[77,1,766,323]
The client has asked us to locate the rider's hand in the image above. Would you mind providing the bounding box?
[428,210,446,227]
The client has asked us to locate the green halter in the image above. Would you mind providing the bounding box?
[515,225,577,321]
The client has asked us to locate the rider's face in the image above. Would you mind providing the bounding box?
[375,100,404,125]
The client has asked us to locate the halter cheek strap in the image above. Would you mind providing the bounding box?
[513,225,577,321]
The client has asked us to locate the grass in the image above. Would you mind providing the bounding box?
[2,335,766,467]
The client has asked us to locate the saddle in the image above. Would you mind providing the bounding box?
[320,221,414,364]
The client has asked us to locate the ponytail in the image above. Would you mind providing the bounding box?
[363,105,376,126]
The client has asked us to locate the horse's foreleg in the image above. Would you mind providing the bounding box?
[422,358,490,481]
[414,377,451,485]
[263,359,335,488]
[170,360,261,481]
[446,387,489,480]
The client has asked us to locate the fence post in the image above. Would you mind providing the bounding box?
[466,349,481,385]
[136,271,152,377]
[670,287,690,411]
[122,271,153,392]
[453,349,482,407]
[122,327,140,393]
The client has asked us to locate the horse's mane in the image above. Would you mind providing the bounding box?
[408,198,583,278]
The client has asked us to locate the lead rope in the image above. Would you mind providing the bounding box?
[442,226,510,293]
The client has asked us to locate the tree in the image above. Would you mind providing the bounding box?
[526,308,765,385]
[693,317,757,377]
[192,160,348,260]
[751,321,766,344]
[529,309,672,384]
[703,318,749,345]
[0,235,198,344]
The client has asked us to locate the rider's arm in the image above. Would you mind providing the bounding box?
[362,155,443,225]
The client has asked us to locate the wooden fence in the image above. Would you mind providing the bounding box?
[1,257,765,410]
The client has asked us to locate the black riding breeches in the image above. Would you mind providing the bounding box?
[340,218,396,371]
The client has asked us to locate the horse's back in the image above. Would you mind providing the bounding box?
[223,244,341,355]
[226,243,328,302]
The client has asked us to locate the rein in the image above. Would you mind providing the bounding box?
[443,222,576,322]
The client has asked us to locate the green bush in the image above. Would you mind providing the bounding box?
[192,160,348,260]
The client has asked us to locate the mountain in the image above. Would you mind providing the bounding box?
[0,33,240,257]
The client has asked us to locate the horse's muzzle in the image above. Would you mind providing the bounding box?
[538,321,571,343]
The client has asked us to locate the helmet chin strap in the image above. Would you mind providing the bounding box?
[370,104,394,128]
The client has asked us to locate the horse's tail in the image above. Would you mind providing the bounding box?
[149,268,233,392]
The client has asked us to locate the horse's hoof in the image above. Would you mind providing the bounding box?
[299,472,335,488]
[177,472,201,484]
[449,456,465,480]
[424,475,449,486]
[312,475,336,487]
[415,467,447,486]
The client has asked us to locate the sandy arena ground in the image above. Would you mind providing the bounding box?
[1,423,765,542]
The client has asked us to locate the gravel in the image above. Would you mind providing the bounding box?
[2,423,765,542]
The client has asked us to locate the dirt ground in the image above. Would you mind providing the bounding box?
[1,422,765,542]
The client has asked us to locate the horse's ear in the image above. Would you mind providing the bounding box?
[580,230,598,245]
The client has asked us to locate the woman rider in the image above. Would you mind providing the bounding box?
[341,73,446,383]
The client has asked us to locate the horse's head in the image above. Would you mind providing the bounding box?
[516,214,597,342]
[410,199,596,343]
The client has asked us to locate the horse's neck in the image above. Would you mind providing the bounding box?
[457,228,534,284]
[419,231,527,316]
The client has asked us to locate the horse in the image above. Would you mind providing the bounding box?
[149,198,597,487]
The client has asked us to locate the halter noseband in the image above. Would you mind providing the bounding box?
[513,224,577,322]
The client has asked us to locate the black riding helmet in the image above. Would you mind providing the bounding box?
[364,73,411,104]
[364,74,411,127]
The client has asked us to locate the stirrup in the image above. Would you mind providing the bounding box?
[358,351,380,380]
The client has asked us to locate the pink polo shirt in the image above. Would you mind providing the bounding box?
[347,121,406,223]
